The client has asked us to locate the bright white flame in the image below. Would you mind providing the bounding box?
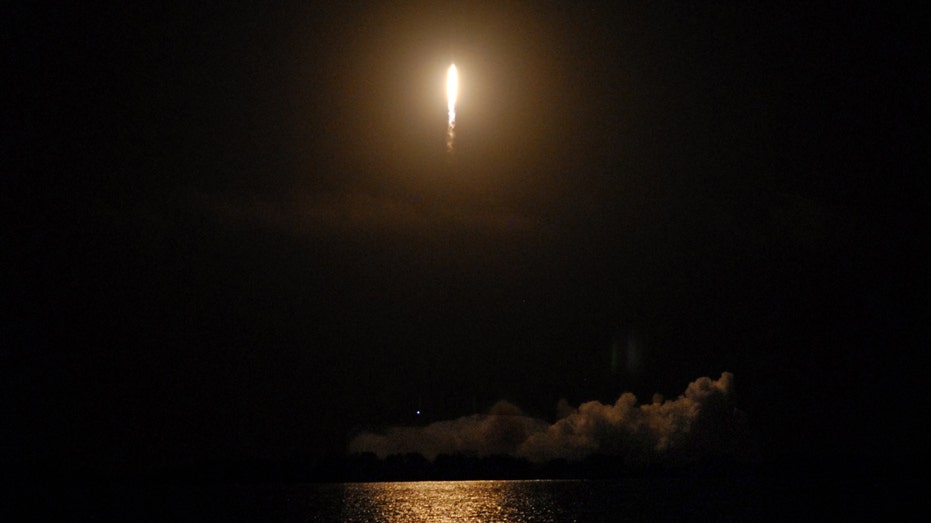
[446,64,458,152]
[447,64,458,124]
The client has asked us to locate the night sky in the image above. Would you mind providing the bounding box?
[5,2,926,476]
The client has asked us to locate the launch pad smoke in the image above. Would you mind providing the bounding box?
[350,373,751,464]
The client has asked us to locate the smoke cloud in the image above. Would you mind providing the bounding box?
[350,401,549,461]
[349,373,752,465]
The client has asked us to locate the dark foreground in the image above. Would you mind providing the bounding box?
[3,459,924,521]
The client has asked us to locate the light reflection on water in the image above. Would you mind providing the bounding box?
[338,479,618,522]
[35,476,770,521]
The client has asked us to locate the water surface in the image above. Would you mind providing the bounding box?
[336,479,628,522]
[23,476,785,521]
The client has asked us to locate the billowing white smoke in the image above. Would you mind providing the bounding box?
[349,373,750,464]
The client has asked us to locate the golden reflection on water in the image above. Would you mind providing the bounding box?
[340,480,574,522]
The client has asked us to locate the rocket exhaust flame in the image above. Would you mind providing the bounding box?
[447,64,458,123]
[446,64,458,152]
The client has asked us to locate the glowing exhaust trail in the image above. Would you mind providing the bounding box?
[446,64,458,152]
[447,64,458,123]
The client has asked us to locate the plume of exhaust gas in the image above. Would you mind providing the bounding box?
[446,64,457,153]
[349,373,753,465]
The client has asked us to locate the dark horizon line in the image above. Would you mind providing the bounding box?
[3,450,914,488]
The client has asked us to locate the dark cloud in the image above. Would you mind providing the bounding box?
[350,373,753,465]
